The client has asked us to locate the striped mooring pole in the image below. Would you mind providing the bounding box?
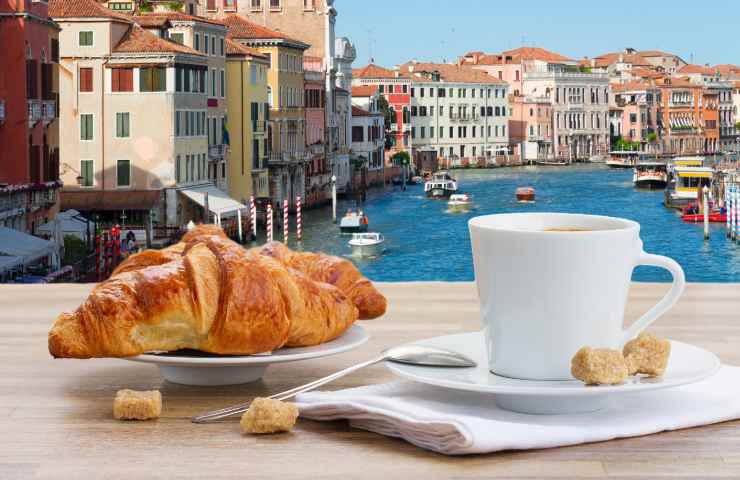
[727,185,733,239]
[250,195,256,240]
[296,195,302,241]
[283,199,289,244]
[266,203,273,243]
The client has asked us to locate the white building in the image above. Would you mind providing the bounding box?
[399,62,509,166]
[351,105,384,187]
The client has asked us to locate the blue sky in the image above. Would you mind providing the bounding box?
[335,0,740,68]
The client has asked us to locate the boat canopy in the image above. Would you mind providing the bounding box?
[674,167,713,178]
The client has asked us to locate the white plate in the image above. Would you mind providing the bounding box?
[124,324,369,386]
[386,331,721,414]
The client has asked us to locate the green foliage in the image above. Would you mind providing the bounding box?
[138,0,153,12]
[613,137,640,151]
[166,1,184,11]
[579,66,592,73]
[391,150,411,166]
[735,122,740,130]
[647,132,658,143]
[63,235,88,266]
[377,95,395,127]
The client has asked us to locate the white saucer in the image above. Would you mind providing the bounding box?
[386,331,720,414]
[124,325,369,386]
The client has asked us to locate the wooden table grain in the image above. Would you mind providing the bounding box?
[2,282,740,479]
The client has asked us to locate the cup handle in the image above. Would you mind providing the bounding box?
[621,252,686,345]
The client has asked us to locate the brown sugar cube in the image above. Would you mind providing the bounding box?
[623,333,671,377]
[113,389,162,421]
[240,398,299,435]
[571,347,629,385]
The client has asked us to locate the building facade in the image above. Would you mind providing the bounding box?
[350,105,384,188]
[655,77,703,155]
[509,94,553,161]
[51,0,214,228]
[0,0,60,233]
[223,13,309,209]
[303,56,330,207]
[611,81,661,152]
[224,38,270,205]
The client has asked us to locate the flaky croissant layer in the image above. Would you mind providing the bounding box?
[49,225,386,359]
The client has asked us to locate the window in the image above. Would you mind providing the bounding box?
[80,160,93,186]
[270,0,280,9]
[78,67,93,92]
[116,160,131,187]
[176,155,181,183]
[220,69,225,98]
[220,37,224,56]
[79,31,93,47]
[80,114,93,140]
[352,126,364,142]
[204,35,209,54]
[115,112,130,138]
[303,0,314,9]
[211,36,216,55]
[111,68,133,92]
[211,69,216,97]
[139,67,166,92]
[195,33,200,51]
[251,0,261,8]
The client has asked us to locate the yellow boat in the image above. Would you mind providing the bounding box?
[665,166,713,208]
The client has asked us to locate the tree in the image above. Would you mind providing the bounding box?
[391,151,411,166]
[377,96,395,130]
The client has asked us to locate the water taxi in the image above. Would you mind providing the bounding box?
[424,171,458,198]
[516,187,536,203]
[633,162,668,189]
[447,193,473,211]
[681,202,727,223]
[339,209,369,233]
[606,151,640,168]
[664,166,714,209]
[348,232,385,257]
[535,159,568,166]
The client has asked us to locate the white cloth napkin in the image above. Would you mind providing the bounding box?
[295,365,740,455]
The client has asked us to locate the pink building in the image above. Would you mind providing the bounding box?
[303,55,329,208]
[508,95,553,161]
[611,81,661,152]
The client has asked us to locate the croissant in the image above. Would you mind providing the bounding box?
[48,225,382,359]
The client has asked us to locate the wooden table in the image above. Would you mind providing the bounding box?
[2,283,740,479]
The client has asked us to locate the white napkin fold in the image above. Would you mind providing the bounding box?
[296,366,740,455]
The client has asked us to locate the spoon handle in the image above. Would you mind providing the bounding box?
[191,355,386,424]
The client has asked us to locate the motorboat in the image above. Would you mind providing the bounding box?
[424,171,458,198]
[409,176,423,185]
[633,162,668,189]
[681,202,727,223]
[664,166,714,209]
[348,232,385,257]
[606,151,639,168]
[516,187,536,203]
[447,193,473,211]
[339,209,369,233]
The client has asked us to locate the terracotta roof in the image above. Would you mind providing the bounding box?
[638,50,676,58]
[611,81,655,92]
[400,62,506,85]
[133,12,227,28]
[352,63,400,79]
[713,64,740,77]
[584,52,652,69]
[352,106,379,117]
[113,25,204,56]
[222,14,307,47]
[500,47,574,63]
[224,37,267,59]
[678,64,718,76]
[351,85,378,97]
[49,0,131,22]
[656,77,698,88]
[629,67,664,80]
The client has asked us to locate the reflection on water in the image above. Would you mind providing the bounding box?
[254,164,740,282]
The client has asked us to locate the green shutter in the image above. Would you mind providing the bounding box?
[81,160,93,186]
[116,113,129,137]
[117,160,130,187]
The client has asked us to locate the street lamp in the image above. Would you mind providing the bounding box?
[331,175,337,223]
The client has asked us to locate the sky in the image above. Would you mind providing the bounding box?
[335,0,740,68]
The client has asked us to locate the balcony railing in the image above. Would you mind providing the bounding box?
[42,100,56,125]
[449,114,479,123]
[0,99,5,124]
[28,100,41,127]
[268,150,311,165]
[308,143,325,156]
[208,144,227,160]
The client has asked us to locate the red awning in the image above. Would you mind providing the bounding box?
[60,190,161,211]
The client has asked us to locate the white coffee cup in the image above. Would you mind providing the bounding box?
[469,213,685,381]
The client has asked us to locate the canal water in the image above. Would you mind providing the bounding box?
[277,164,740,283]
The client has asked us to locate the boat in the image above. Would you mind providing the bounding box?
[633,162,668,189]
[671,156,705,169]
[348,232,385,257]
[410,175,423,185]
[588,154,607,163]
[447,193,473,211]
[339,209,369,233]
[664,166,714,209]
[681,202,727,223]
[535,159,568,166]
[516,187,536,203]
[391,176,404,186]
[424,171,458,198]
[606,151,639,168]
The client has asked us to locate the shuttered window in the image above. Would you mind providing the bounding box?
[80,114,93,140]
[111,68,133,92]
[139,67,166,92]
[79,68,93,92]
[116,112,130,138]
[80,160,93,186]
[79,31,93,46]
[116,160,130,187]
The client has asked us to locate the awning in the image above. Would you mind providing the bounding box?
[0,227,57,266]
[0,255,23,274]
[179,184,247,217]
[61,190,160,211]
[37,211,91,241]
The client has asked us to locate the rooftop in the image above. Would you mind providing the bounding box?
[351,85,378,97]
[679,64,719,76]
[49,0,131,22]
[113,25,203,56]
[399,61,507,85]
[352,63,401,80]
[583,51,652,69]
[224,37,267,59]
[222,14,307,48]
[133,12,227,28]
[352,106,380,117]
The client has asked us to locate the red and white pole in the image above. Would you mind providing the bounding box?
[266,203,273,243]
[283,199,289,244]
[250,195,256,240]
[296,195,302,241]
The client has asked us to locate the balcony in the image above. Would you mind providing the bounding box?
[0,99,5,124]
[268,150,311,166]
[252,120,267,135]
[308,143,325,156]
[208,144,227,161]
[28,100,41,127]
[42,100,56,125]
[450,114,479,123]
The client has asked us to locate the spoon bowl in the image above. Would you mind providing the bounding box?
[384,345,477,368]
